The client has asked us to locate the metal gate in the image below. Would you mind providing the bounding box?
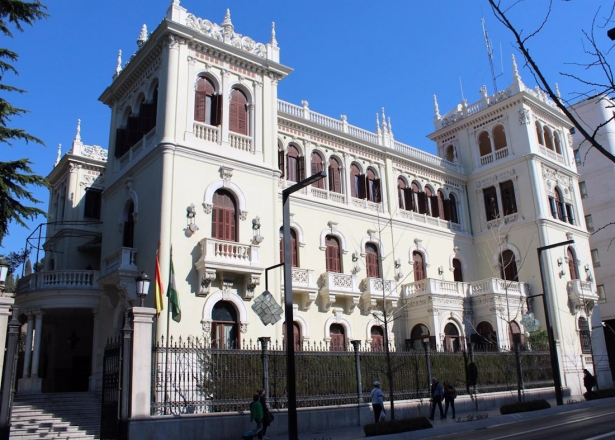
[100,336,122,440]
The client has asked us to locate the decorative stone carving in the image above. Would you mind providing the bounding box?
[166,34,186,50]
[69,163,82,173]
[198,269,217,296]
[81,145,108,162]
[476,169,517,189]
[202,320,212,333]
[240,323,248,333]
[240,210,248,221]
[221,280,234,300]
[220,166,233,185]
[185,11,267,58]
[518,108,532,125]
[202,203,213,214]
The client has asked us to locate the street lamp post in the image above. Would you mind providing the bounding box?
[283,171,326,440]
[536,239,574,406]
[135,271,151,307]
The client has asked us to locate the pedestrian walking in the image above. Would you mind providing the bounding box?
[258,388,273,440]
[583,369,597,395]
[443,380,456,419]
[370,381,385,423]
[249,394,264,440]
[429,377,444,420]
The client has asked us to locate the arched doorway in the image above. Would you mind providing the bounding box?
[212,301,239,349]
[444,323,461,352]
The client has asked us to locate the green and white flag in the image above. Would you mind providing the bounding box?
[167,254,181,323]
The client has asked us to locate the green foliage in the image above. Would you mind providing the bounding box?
[0,0,49,245]
[0,247,29,272]
[583,388,615,400]
[500,399,550,414]
[528,329,549,351]
[363,416,432,436]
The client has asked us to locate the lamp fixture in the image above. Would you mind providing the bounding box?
[584,264,593,282]
[0,257,9,292]
[252,216,264,244]
[186,203,197,218]
[438,265,444,275]
[559,269,566,278]
[394,258,401,269]
[585,263,591,272]
[185,203,199,236]
[352,252,359,262]
[557,257,563,267]
[135,271,151,307]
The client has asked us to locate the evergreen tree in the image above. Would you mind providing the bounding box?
[0,0,49,246]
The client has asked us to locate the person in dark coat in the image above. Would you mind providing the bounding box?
[429,377,445,420]
[583,369,596,394]
[443,380,456,419]
[258,388,272,440]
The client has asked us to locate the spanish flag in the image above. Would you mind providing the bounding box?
[155,247,164,315]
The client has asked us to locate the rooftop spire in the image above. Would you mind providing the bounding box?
[381,108,387,132]
[433,95,441,118]
[376,113,381,135]
[555,83,561,99]
[137,24,148,48]
[74,119,81,143]
[54,143,62,167]
[222,9,234,43]
[270,21,278,47]
[113,50,122,80]
[388,117,393,137]
[511,54,521,81]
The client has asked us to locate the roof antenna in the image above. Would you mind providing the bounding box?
[482,17,502,93]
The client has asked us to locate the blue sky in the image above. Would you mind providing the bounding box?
[1,0,610,255]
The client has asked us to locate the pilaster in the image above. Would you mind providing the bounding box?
[0,297,14,379]
[130,307,156,417]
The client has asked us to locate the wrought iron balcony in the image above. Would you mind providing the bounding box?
[16,270,100,294]
[319,272,360,314]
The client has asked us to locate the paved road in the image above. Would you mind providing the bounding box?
[433,404,615,440]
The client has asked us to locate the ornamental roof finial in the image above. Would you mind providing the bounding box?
[113,50,122,79]
[222,9,234,43]
[223,8,232,26]
[74,119,81,143]
[137,24,148,48]
[512,54,521,81]
[381,107,387,132]
[434,95,440,118]
[270,21,278,47]
[376,113,381,135]
[388,117,393,137]
[555,82,561,99]
[54,143,62,167]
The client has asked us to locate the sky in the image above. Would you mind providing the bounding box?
[2,0,612,256]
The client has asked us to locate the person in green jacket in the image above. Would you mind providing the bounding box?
[250,394,263,439]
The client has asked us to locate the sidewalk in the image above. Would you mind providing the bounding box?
[267,395,612,440]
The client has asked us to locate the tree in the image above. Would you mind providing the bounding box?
[487,0,615,164]
[0,0,49,246]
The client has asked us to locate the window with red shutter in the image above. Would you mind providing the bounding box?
[287,146,300,182]
[212,189,237,242]
[449,194,459,223]
[328,157,342,193]
[330,324,346,351]
[411,182,420,212]
[366,168,377,202]
[437,191,445,220]
[350,163,361,198]
[195,77,216,124]
[397,178,406,210]
[483,186,499,221]
[279,228,298,267]
[366,243,380,278]
[499,180,517,215]
[371,326,384,352]
[283,322,302,351]
[413,251,425,281]
[311,152,324,188]
[325,235,341,273]
[499,250,518,281]
[567,247,579,280]
[229,88,248,135]
[418,191,427,214]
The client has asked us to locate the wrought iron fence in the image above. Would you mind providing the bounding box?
[151,337,554,416]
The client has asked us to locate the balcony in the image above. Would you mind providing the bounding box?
[193,121,220,143]
[99,247,139,303]
[360,277,399,313]
[229,132,252,153]
[101,247,137,276]
[469,278,529,298]
[17,270,100,295]
[194,237,262,300]
[401,278,466,298]
[567,279,599,308]
[319,272,360,314]
[281,267,318,310]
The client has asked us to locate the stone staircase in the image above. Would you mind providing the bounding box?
[10,392,101,439]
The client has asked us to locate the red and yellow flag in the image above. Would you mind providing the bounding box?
[155,246,165,315]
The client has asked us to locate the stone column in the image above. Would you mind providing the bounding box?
[0,296,15,379]
[130,307,156,417]
[160,34,181,145]
[220,70,230,144]
[30,310,44,379]
[22,311,34,379]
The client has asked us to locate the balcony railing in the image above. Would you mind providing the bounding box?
[567,279,598,304]
[17,270,100,294]
[469,278,529,297]
[401,278,466,298]
[360,277,399,311]
[193,122,220,143]
[229,132,252,153]
[319,272,360,313]
[102,247,137,276]
[281,267,318,310]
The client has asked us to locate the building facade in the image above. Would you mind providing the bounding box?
[13,2,611,396]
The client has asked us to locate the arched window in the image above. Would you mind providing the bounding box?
[123,201,135,248]
[578,317,591,354]
[371,326,384,351]
[444,323,461,352]
[212,301,239,349]
[499,180,517,215]
[212,189,237,242]
[492,125,507,151]
[453,258,463,282]
[411,182,421,213]
[325,235,341,273]
[413,251,425,281]
[229,88,248,135]
[330,323,346,351]
[195,77,220,125]
[279,228,298,267]
[478,131,492,157]
[425,187,436,217]
[448,194,459,224]
[409,324,432,350]
[474,321,497,348]
[554,132,562,154]
[350,163,361,198]
[483,186,499,221]
[499,250,519,282]
[397,178,406,210]
[445,145,455,162]
[366,243,380,278]
[311,152,324,188]
[535,121,544,146]
[543,126,554,150]
[139,87,158,135]
[328,157,342,194]
[283,321,301,351]
[555,188,566,221]
[286,145,303,183]
[366,168,381,203]
[567,247,579,280]
[437,190,445,220]
[509,321,522,347]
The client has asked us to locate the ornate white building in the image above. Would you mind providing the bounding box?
[12,1,611,395]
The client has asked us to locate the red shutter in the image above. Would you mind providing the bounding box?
[229,97,238,133]
[430,195,439,218]
[212,94,223,126]
[195,91,206,122]
[351,174,357,197]
[438,194,445,220]
[413,252,425,281]
[297,156,305,181]
[278,150,285,177]
[238,103,247,135]
[279,238,284,263]
[366,250,379,278]
[373,179,382,203]
[358,174,367,199]
[292,235,298,267]
[333,168,341,193]
[403,188,413,211]
[418,192,427,214]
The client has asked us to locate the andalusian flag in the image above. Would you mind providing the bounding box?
[154,248,164,315]
[167,254,181,323]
